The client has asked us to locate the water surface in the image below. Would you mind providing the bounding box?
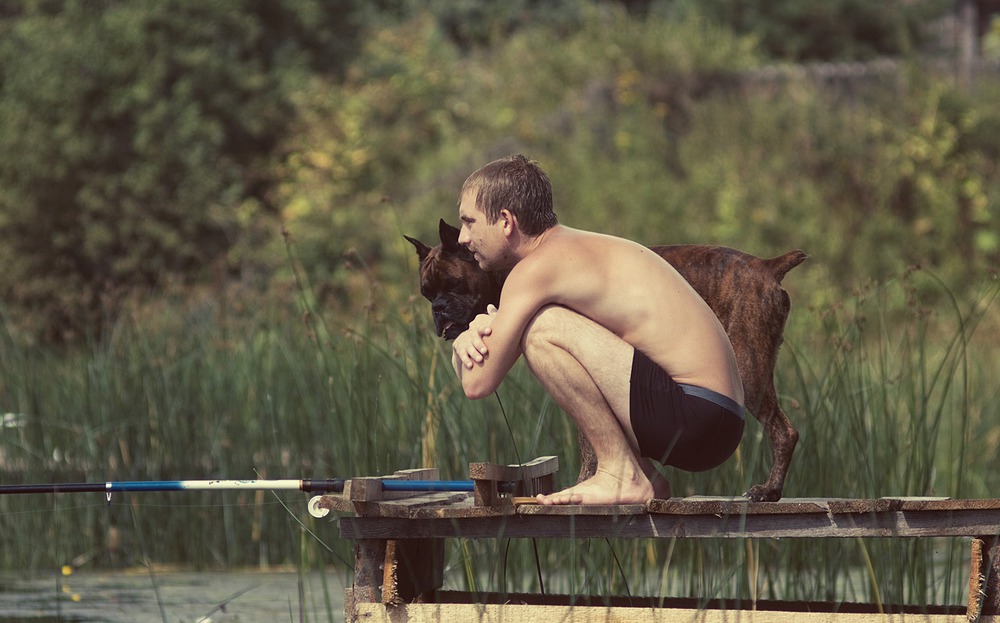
[0,569,345,623]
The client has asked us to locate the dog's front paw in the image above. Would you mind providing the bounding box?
[746,484,782,503]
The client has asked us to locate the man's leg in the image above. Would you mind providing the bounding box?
[520,305,664,504]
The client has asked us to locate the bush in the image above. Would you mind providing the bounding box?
[0,0,364,339]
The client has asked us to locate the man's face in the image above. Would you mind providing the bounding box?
[457,190,508,272]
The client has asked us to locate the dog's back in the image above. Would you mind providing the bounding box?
[652,245,807,411]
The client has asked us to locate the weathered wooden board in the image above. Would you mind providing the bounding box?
[468,455,558,481]
[337,498,1000,540]
[647,496,1000,516]
[349,601,993,623]
[470,455,558,505]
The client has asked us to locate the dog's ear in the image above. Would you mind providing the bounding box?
[438,219,464,252]
[438,219,476,262]
[403,234,432,262]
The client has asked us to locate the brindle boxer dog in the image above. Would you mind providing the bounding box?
[405,219,807,503]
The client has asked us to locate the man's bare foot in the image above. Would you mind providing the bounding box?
[641,460,672,500]
[535,468,654,505]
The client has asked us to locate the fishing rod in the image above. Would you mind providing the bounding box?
[0,478,488,496]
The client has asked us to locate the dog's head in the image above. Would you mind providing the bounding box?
[404,219,502,340]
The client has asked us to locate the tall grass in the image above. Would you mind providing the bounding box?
[1,265,998,610]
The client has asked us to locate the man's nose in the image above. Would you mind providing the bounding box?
[457,227,470,246]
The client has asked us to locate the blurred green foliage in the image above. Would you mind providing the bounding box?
[0,0,996,340]
[677,0,952,60]
[0,0,364,338]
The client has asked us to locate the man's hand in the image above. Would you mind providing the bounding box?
[452,304,497,374]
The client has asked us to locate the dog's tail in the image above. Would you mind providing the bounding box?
[765,249,808,282]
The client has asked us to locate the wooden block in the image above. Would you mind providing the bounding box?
[469,456,558,482]
[536,471,555,495]
[381,539,444,605]
[393,467,440,481]
[345,468,444,508]
[470,456,558,506]
[472,481,498,507]
[346,477,386,502]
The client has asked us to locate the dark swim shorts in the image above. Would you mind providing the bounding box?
[629,349,745,472]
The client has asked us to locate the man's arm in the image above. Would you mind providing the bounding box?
[453,268,549,399]
[451,305,495,378]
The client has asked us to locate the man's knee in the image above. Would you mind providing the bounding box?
[521,304,577,356]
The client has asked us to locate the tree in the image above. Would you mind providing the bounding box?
[0,0,363,339]
[664,0,952,61]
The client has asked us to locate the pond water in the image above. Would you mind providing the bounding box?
[0,569,346,623]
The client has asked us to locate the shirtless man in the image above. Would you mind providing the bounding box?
[451,154,745,505]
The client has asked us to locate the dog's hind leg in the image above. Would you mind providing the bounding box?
[745,386,799,502]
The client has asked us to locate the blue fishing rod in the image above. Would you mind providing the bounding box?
[0,478,485,496]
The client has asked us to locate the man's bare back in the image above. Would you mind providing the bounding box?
[510,226,743,407]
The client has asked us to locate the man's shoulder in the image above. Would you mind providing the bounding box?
[531,227,596,256]
[509,232,601,298]
[518,232,587,271]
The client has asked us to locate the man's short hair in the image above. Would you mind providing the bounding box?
[460,154,558,236]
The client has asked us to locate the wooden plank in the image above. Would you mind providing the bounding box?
[309,491,470,517]
[357,493,470,519]
[516,502,648,516]
[645,497,998,516]
[409,589,970,613]
[326,494,1000,521]
[339,506,1000,540]
[890,498,1000,511]
[311,493,353,515]
[468,456,558,482]
[349,602,992,623]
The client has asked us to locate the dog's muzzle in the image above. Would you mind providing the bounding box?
[431,298,473,341]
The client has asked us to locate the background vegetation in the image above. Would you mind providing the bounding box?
[1,0,999,612]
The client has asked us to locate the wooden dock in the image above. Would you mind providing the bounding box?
[309,457,1000,622]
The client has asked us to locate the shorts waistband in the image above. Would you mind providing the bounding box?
[678,384,745,420]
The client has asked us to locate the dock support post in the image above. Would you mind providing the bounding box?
[970,535,1000,620]
[352,538,387,603]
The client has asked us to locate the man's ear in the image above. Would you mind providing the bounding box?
[499,209,515,236]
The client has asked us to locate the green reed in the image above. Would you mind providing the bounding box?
[1,267,998,611]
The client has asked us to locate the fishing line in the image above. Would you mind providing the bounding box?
[494,391,523,467]
[605,538,633,604]
[495,392,632,600]
[493,391,546,597]
[128,494,170,623]
[251,468,353,569]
